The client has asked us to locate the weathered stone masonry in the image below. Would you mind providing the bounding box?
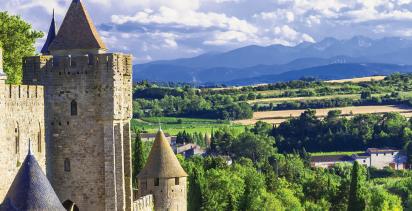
[0,49,46,202]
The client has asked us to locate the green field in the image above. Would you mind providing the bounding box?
[310,151,364,156]
[131,117,246,135]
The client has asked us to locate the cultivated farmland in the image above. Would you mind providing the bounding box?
[233,105,412,125]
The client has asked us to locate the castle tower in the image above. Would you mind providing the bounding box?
[0,146,65,211]
[22,0,133,210]
[137,130,188,211]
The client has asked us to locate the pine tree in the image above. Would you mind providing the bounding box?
[347,161,365,211]
[132,132,145,188]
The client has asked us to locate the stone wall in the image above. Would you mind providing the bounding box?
[0,82,45,202]
[22,52,133,211]
[132,195,154,211]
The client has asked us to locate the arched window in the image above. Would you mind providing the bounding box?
[62,200,79,211]
[64,158,71,172]
[71,100,77,116]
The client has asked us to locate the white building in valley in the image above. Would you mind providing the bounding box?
[311,148,409,170]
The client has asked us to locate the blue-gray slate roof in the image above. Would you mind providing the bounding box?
[0,153,65,211]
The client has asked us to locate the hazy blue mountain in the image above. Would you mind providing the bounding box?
[133,36,412,84]
[226,63,412,85]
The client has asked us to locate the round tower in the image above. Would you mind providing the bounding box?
[137,130,188,211]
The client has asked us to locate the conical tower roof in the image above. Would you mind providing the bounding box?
[48,0,106,52]
[138,130,188,179]
[0,150,65,211]
[41,10,56,55]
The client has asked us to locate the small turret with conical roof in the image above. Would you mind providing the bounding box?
[0,142,65,211]
[138,129,188,211]
[41,10,56,55]
[48,0,107,55]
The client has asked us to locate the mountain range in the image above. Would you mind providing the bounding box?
[133,36,412,85]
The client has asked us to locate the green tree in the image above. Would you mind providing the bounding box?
[365,187,403,211]
[132,133,145,187]
[188,168,203,211]
[231,132,275,163]
[361,91,372,100]
[348,161,365,211]
[0,12,43,84]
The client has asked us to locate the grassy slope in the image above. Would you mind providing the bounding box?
[132,117,246,135]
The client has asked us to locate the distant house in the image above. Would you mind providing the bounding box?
[310,155,353,168]
[353,148,408,170]
[174,143,205,158]
[311,148,409,170]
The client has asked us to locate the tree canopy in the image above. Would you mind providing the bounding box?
[0,12,42,84]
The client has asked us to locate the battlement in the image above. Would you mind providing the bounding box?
[23,53,132,77]
[132,195,154,211]
[1,84,44,99]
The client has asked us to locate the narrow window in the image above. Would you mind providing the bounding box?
[71,100,78,116]
[154,178,159,186]
[175,177,179,185]
[37,131,41,153]
[15,136,19,154]
[15,124,19,154]
[64,158,71,172]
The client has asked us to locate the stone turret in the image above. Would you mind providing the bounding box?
[137,130,188,211]
[0,146,65,211]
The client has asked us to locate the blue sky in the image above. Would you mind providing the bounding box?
[3,0,412,64]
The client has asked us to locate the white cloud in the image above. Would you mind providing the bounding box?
[204,30,251,45]
[272,25,315,45]
[111,7,257,35]
[5,0,412,63]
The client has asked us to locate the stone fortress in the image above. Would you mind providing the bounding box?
[0,0,187,210]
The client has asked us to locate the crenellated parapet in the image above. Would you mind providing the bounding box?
[23,53,132,84]
[1,84,44,99]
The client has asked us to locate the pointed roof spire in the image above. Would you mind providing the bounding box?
[0,153,65,211]
[48,0,106,53]
[138,130,188,179]
[41,9,56,55]
[28,139,32,155]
